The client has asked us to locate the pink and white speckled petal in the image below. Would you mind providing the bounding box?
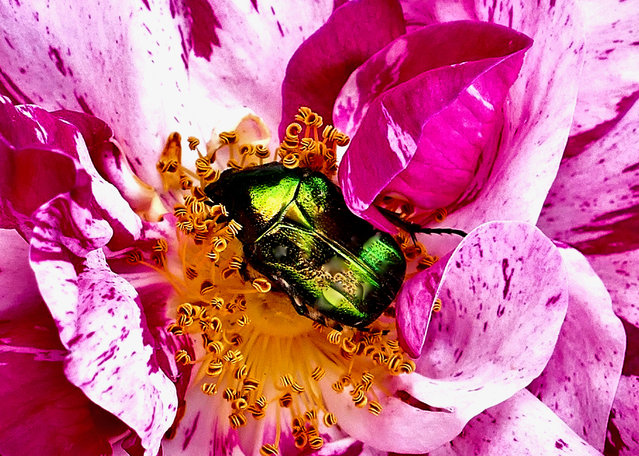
[30,242,177,455]
[568,0,639,139]
[430,390,601,456]
[279,0,405,138]
[397,221,567,365]
[539,101,639,329]
[528,246,625,451]
[333,221,567,453]
[607,375,639,455]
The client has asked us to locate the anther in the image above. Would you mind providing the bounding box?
[202,383,217,395]
[187,136,200,150]
[252,278,271,293]
[175,350,191,364]
[126,250,143,264]
[368,401,383,416]
[219,131,237,145]
[259,444,279,456]
[207,360,224,376]
[229,413,247,429]
[327,329,342,345]
[279,392,293,407]
[310,366,325,381]
[323,412,337,427]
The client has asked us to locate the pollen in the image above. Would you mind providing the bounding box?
[148,108,417,453]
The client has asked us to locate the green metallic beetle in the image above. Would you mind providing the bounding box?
[205,162,406,329]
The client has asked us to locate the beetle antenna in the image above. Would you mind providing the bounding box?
[375,206,467,240]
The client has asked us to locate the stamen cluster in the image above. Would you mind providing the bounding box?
[145,108,420,454]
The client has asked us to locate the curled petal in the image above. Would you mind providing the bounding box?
[336,21,532,231]
[397,221,567,360]
[529,246,625,451]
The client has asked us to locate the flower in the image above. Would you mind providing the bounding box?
[0,1,635,456]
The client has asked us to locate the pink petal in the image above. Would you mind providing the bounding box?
[397,221,567,360]
[528,246,625,451]
[23,162,177,455]
[539,101,639,329]
[336,22,532,230]
[0,229,40,316]
[606,375,639,455]
[567,0,639,140]
[0,1,334,184]
[430,390,601,455]
[330,222,567,453]
[279,0,405,138]
[377,1,584,246]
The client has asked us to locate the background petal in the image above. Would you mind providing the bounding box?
[0,0,333,188]
[279,0,406,137]
[528,246,625,451]
[606,375,639,455]
[430,390,601,455]
[539,78,639,333]
[567,0,639,140]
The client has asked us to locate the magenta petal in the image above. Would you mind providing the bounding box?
[0,299,124,455]
[337,22,532,226]
[397,221,567,361]
[279,0,405,138]
[430,390,601,456]
[528,246,625,451]
[607,375,639,455]
[0,145,76,217]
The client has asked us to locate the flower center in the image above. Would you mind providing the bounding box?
[144,108,423,454]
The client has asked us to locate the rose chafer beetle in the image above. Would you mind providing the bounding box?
[205,162,406,329]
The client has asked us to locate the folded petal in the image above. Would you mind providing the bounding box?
[539,101,639,328]
[528,246,625,451]
[279,0,405,138]
[373,1,584,242]
[606,375,639,455]
[397,221,567,361]
[430,390,601,456]
[0,101,142,247]
[331,222,567,453]
[337,22,531,231]
[30,241,177,455]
